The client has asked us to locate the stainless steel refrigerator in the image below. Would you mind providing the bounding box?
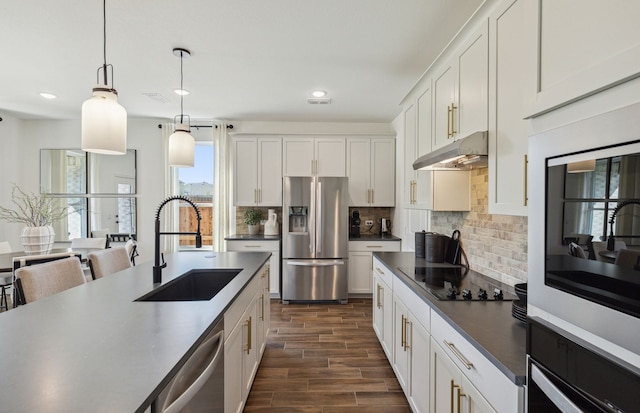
[282,176,349,304]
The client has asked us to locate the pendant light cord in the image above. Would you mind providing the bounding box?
[180,51,184,124]
[102,0,108,86]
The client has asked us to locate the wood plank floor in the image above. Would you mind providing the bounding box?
[244,298,411,412]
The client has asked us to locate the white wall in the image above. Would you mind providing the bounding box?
[0,118,165,262]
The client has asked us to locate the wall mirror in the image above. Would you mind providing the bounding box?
[40,149,136,194]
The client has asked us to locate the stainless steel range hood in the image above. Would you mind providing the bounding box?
[413,131,488,170]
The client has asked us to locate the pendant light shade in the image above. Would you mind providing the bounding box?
[168,123,195,167]
[81,0,127,155]
[168,48,195,168]
[82,87,127,154]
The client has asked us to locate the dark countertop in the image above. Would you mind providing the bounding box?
[349,234,401,241]
[225,234,281,241]
[0,251,270,412]
[373,251,527,385]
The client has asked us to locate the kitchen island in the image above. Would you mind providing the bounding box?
[0,251,270,413]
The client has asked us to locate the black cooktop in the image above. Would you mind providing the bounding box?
[398,262,517,301]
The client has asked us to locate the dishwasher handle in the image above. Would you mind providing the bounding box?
[162,330,224,413]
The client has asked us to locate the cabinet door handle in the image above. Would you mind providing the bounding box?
[370,189,374,204]
[401,314,406,349]
[451,103,457,137]
[523,154,528,206]
[456,386,466,413]
[376,284,382,309]
[404,317,411,351]
[246,316,252,354]
[260,294,265,321]
[450,380,458,413]
[447,104,453,138]
[444,340,473,369]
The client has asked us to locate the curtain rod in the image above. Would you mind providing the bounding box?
[157,124,233,129]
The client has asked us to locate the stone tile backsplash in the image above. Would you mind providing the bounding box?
[430,169,528,285]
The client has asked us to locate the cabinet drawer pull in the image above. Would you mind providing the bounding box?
[443,340,473,369]
[375,267,384,275]
[244,245,261,248]
[367,245,383,248]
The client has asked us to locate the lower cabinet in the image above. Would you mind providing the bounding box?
[431,337,496,413]
[372,256,524,413]
[226,239,281,297]
[224,263,270,413]
[349,240,400,294]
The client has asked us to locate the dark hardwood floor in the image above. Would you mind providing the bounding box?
[244,298,411,412]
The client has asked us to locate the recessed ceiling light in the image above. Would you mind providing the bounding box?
[39,92,57,99]
[174,89,190,96]
[311,90,327,98]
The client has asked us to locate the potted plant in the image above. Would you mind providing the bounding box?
[0,185,68,255]
[243,209,263,235]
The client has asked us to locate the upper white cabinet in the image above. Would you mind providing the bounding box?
[488,0,533,216]
[404,88,434,209]
[433,22,489,150]
[347,137,395,206]
[528,0,640,117]
[283,137,346,177]
[234,137,282,206]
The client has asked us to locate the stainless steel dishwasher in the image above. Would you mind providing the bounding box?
[153,319,224,413]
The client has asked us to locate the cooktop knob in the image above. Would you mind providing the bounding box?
[493,288,504,300]
[477,288,488,300]
[462,289,472,300]
[446,288,458,300]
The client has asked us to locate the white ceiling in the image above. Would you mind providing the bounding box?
[0,0,484,123]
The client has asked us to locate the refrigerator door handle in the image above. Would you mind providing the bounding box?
[287,260,345,267]
[309,180,316,255]
[317,181,322,254]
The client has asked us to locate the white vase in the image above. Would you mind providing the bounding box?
[21,225,55,255]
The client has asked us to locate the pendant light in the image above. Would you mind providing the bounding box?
[81,0,127,155]
[168,48,195,168]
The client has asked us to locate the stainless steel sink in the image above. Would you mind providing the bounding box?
[136,269,242,301]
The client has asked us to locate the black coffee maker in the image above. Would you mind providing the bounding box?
[350,210,361,238]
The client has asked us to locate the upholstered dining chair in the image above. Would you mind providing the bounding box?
[591,240,627,262]
[124,239,139,266]
[614,248,640,270]
[88,247,132,280]
[70,237,108,249]
[14,256,86,304]
[12,252,83,306]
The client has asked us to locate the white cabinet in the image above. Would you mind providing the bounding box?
[405,89,434,209]
[431,311,523,413]
[348,241,400,294]
[392,274,431,413]
[487,0,532,217]
[433,22,489,150]
[528,0,640,117]
[234,137,282,206]
[224,264,269,413]
[283,137,346,177]
[347,137,395,207]
[431,336,496,413]
[372,257,395,358]
[226,240,280,297]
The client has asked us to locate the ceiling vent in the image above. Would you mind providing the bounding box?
[143,92,170,103]
[307,98,332,105]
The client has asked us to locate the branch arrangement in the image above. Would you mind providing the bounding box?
[0,185,69,227]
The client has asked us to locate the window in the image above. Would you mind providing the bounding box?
[175,142,214,249]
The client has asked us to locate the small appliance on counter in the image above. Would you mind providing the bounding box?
[379,218,391,236]
[350,210,361,238]
[264,209,279,236]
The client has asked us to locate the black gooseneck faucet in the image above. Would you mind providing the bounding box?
[153,195,202,283]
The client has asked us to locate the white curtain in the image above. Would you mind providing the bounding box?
[213,123,231,251]
[161,123,178,253]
